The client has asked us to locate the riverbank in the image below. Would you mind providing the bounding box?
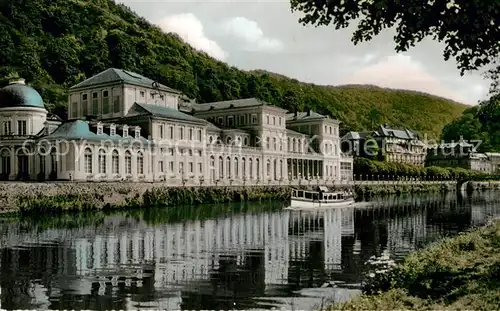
[0,180,493,215]
[327,218,500,310]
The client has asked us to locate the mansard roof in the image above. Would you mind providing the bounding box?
[70,68,180,93]
[42,120,151,144]
[375,125,420,140]
[126,103,208,124]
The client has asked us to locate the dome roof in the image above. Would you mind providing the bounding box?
[0,79,45,109]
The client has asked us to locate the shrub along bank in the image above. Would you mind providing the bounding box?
[17,186,291,215]
[354,158,489,180]
[328,219,500,310]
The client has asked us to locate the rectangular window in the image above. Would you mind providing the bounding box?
[273,116,276,125]
[169,126,174,140]
[169,148,174,156]
[198,162,202,174]
[84,153,92,174]
[266,137,270,149]
[179,127,184,140]
[98,153,106,174]
[113,95,120,113]
[267,115,270,124]
[189,162,194,173]
[82,94,88,116]
[92,92,98,115]
[159,161,164,172]
[228,116,234,126]
[240,115,245,125]
[72,102,78,118]
[3,121,11,135]
[197,129,202,141]
[169,161,174,172]
[189,128,193,140]
[140,91,145,98]
[17,120,26,136]
[126,156,132,175]
[279,117,282,126]
[159,124,164,139]
[102,91,109,114]
[252,114,258,124]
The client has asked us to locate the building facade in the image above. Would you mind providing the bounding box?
[0,68,353,184]
[426,141,493,173]
[342,125,426,166]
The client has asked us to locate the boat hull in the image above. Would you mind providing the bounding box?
[290,198,355,209]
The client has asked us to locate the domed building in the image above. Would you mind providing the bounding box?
[0,78,51,180]
[0,68,353,184]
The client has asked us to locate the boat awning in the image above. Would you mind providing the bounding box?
[318,186,329,192]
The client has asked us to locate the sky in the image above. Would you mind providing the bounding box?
[117,0,492,105]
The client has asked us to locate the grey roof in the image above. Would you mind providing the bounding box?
[286,129,305,136]
[42,120,151,144]
[206,122,221,132]
[287,110,332,122]
[127,103,207,124]
[70,68,180,93]
[342,131,375,140]
[375,125,419,140]
[192,98,275,112]
[428,141,474,149]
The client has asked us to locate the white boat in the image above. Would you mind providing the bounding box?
[289,186,355,209]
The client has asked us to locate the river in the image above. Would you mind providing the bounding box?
[1,191,500,310]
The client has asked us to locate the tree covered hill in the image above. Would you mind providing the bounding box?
[0,0,467,138]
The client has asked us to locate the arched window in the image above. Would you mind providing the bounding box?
[226,137,232,145]
[137,151,144,175]
[219,156,224,178]
[234,157,239,177]
[279,159,283,179]
[50,148,57,172]
[125,151,132,175]
[98,149,106,174]
[256,158,260,179]
[242,157,246,177]
[267,159,271,177]
[39,148,46,174]
[112,150,119,174]
[210,156,216,181]
[292,138,296,152]
[249,158,253,179]
[84,148,93,174]
[226,156,231,178]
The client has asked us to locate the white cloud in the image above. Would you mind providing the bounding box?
[221,17,284,53]
[343,54,469,104]
[157,13,227,61]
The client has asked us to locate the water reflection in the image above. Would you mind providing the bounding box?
[1,191,500,310]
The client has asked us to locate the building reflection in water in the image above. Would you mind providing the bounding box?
[1,192,500,310]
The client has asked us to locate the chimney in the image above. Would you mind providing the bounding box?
[9,78,25,85]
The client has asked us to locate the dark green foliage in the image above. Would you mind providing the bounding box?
[354,158,487,180]
[0,0,466,138]
[442,94,500,151]
[17,186,291,215]
[334,221,500,310]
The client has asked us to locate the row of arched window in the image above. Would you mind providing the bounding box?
[83,148,144,175]
[209,156,284,180]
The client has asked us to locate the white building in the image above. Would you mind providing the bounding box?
[0,68,353,184]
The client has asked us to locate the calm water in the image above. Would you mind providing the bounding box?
[1,191,500,310]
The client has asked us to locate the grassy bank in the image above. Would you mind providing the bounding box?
[328,219,500,310]
[16,186,291,215]
[355,182,453,198]
[13,183,458,215]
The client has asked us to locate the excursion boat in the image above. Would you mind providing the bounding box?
[290,186,355,209]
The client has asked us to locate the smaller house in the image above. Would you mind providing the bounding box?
[426,141,493,173]
[341,125,426,166]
